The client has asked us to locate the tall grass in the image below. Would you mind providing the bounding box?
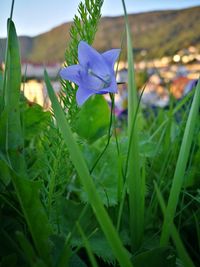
[44,71,133,267]
[160,79,200,245]
[154,181,195,267]
[121,0,145,252]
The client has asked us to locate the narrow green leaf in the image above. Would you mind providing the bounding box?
[44,70,133,267]
[160,79,200,245]
[154,181,196,267]
[0,71,3,113]
[2,19,25,173]
[121,0,144,251]
[5,19,21,141]
[77,222,99,267]
[0,154,11,185]
[4,19,21,108]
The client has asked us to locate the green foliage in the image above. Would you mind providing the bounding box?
[160,79,200,245]
[21,100,51,141]
[12,173,53,263]
[77,223,99,267]
[45,70,133,267]
[65,0,103,65]
[154,181,196,267]
[0,18,66,267]
[1,2,200,267]
[132,247,176,267]
[80,139,120,206]
[74,95,110,143]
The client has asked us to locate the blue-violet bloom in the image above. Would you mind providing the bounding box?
[60,41,120,106]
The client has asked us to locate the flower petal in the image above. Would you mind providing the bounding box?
[78,41,100,66]
[60,64,82,85]
[102,49,121,69]
[76,86,94,106]
[82,72,102,91]
[78,41,109,76]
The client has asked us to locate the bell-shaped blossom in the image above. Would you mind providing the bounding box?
[60,41,120,106]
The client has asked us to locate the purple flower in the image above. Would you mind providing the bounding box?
[60,41,120,106]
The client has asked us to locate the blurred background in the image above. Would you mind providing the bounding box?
[0,0,200,111]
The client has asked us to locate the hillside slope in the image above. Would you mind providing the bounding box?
[0,6,199,63]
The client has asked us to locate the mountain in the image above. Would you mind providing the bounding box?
[0,6,199,63]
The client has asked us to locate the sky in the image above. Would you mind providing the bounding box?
[0,0,200,38]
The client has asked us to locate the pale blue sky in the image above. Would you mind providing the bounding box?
[0,0,200,38]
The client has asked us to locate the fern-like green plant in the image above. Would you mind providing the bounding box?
[61,0,103,120]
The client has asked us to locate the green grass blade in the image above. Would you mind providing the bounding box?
[2,19,25,173]
[2,0,15,107]
[121,0,144,251]
[194,213,200,253]
[44,70,133,267]
[160,79,200,245]
[154,181,195,267]
[77,222,99,267]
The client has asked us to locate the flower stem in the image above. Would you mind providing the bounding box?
[89,93,114,174]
